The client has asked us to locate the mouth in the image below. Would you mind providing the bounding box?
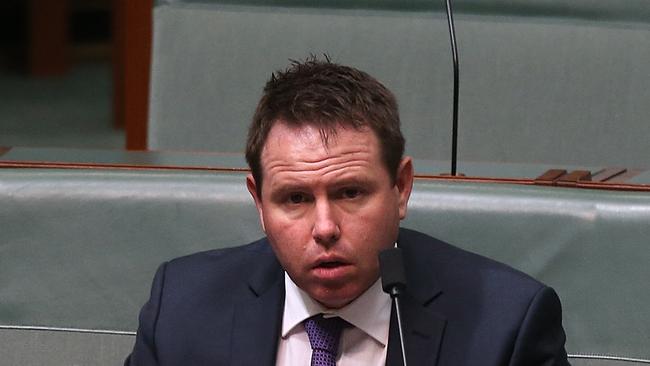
[311,257,353,281]
[316,261,347,269]
[313,255,350,268]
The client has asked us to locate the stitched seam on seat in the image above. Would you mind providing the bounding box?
[0,325,135,336]
[569,354,650,363]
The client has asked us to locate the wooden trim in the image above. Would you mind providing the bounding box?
[0,161,249,173]
[414,174,535,186]
[112,0,152,150]
[2,159,649,192]
[556,170,592,187]
[606,169,644,183]
[592,168,627,182]
[535,169,567,185]
[571,181,650,192]
[3,160,650,192]
[558,170,591,182]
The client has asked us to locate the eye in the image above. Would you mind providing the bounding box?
[288,193,307,204]
[342,188,362,199]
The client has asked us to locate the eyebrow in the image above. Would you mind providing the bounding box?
[269,175,375,195]
[329,176,375,189]
[266,182,310,201]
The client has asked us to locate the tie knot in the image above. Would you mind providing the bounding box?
[304,315,347,355]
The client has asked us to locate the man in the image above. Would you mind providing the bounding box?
[126,58,569,365]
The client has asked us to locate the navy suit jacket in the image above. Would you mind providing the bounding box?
[126,228,569,365]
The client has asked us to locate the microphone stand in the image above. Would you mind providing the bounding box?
[379,248,408,366]
[387,285,408,366]
[445,0,460,176]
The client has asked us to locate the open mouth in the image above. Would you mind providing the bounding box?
[311,259,352,280]
[318,261,345,269]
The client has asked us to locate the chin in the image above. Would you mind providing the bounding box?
[312,288,358,309]
[318,298,352,310]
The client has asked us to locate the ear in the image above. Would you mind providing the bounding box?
[246,174,266,232]
[395,157,414,219]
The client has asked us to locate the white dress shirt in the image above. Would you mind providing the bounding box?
[275,272,391,366]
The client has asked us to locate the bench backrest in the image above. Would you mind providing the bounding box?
[149,0,650,169]
[2,165,649,364]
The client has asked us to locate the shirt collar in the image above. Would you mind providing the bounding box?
[282,272,391,346]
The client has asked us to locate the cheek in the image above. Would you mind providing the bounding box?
[263,213,311,261]
[353,198,400,234]
[349,201,400,254]
[265,213,307,240]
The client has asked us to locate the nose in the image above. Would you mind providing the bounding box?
[312,199,341,246]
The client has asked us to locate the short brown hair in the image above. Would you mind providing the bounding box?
[245,57,405,195]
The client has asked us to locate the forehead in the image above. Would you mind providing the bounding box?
[259,122,385,179]
[262,122,376,157]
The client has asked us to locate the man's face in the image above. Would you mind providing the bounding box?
[247,121,413,309]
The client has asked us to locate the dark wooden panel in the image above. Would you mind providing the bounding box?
[534,169,567,185]
[28,0,69,76]
[112,0,152,150]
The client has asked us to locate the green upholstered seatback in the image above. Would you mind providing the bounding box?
[2,167,649,364]
[0,169,262,331]
[0,329,133,366]
[149,0,650,169]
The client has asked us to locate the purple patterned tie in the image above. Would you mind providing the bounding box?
[303,315,347,366]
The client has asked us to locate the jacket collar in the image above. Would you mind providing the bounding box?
[230,242,285,365]
[229,233,448,365]
[385,230,447,365]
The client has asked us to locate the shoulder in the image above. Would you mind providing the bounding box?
[399,228,568,363]
[130,238,283,364]
[156,238,279,296]
[166,238,275,273]
[398,227,544,297]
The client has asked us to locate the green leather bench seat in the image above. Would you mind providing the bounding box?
[0,329,133,366]
[630,171,650,185]
[149,0,650,169]
[1,166,649,365]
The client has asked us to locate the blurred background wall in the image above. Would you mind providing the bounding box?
[0,0,151,150]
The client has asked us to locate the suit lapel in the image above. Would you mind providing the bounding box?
[229,230,449,365]
[386,231,447,365]
[230,250,285,366]
[385,293,447,366]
